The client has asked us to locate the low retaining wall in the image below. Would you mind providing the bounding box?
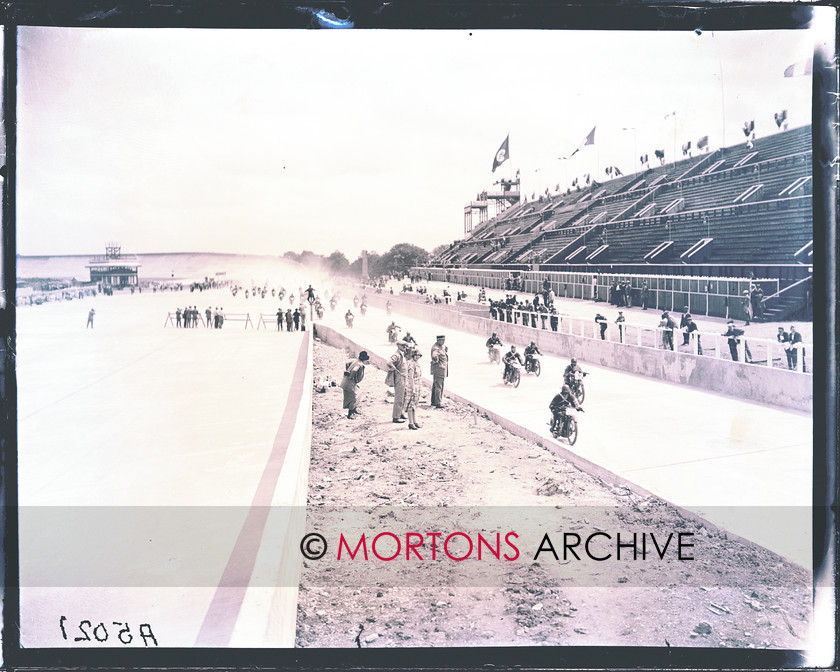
[358,290,812,413]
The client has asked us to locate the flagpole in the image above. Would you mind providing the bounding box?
[673,112,677,168]
[718,58,726,148]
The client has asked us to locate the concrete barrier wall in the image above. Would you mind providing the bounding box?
[357,291,813,413]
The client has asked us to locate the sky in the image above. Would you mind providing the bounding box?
[15,16,832,260]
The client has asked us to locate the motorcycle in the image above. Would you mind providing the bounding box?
[525,355,541,376]
[570,370,587,404]
[550,407,584,445]
[388,329,399,344]
[502,361,521,387]
[487,344,501,364]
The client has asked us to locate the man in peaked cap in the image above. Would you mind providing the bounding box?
[430,335,449,408]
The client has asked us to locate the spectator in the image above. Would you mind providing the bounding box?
[641,282,649,310]
[615,311,625,343]
[788,325,805,371]
[680,306,691,345]
[742,290,752,325]
[661,311,676,351]
[86,308,96,329]
[340,351,370,419]
[387,342,409,423]
[550,307,559,332]
[722,320,750,362]
[777,327,791,368]
[686,315,701,354]
[595,313,608,340]
[405,349,423,430]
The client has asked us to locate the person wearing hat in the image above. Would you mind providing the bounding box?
[741,290,752,325]
[686,315,701,354]
[341,351,369,419]
[430,335,449,408]
[595,312,608,340]
[615,311,626,344]
[680,306,691,345]
[660,311,676,351]
[788,325,805,371]
[722,320,747,362]
[387,341,409,423]
[405,349,423,429]
[777,326,792,368]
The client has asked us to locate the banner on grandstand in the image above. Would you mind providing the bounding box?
[784,59,812,77]
[560,126,596,160]
[492,134,510,172]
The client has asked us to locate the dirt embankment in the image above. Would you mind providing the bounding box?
[295,340,811,649]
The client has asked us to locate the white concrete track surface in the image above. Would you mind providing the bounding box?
[17,288,312,648]
[14,280,812,651]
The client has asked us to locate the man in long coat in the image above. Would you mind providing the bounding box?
[341,351,370,419]
[430,335,449,408]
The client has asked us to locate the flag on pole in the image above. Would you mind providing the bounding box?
[784,59,812,77]
[492,135,510,172]
[697,135,709,150]
[560,126,596,159]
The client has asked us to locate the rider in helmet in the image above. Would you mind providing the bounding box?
[563,357,584,386]
[549,382,582,435]
[503,345,524,381]
[486,331,503,351]
[524,340,542,371]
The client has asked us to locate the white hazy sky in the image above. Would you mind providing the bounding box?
[15,18,831,259]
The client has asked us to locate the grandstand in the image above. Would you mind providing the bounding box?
[426,125,813,322]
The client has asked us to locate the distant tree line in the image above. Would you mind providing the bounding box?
[282,242,439,279]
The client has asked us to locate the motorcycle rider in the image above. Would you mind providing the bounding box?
[524,341,542,372]
[386,321,401,343]
[503,345,524,382]
[549,382,583,436]
[563,357,584,387]
[486,332,503,360]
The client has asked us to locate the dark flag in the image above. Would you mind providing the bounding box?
[774,110,788,128]
[697,136,709,150]
[682,141,691,156]
[492,135,510,172]
[742,120,755,136]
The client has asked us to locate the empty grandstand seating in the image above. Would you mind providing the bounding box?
[439,125,812,270]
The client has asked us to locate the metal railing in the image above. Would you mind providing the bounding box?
[491,309,811,374]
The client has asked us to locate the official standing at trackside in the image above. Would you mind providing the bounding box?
[388,341,409,423]
[430,334,449,408]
